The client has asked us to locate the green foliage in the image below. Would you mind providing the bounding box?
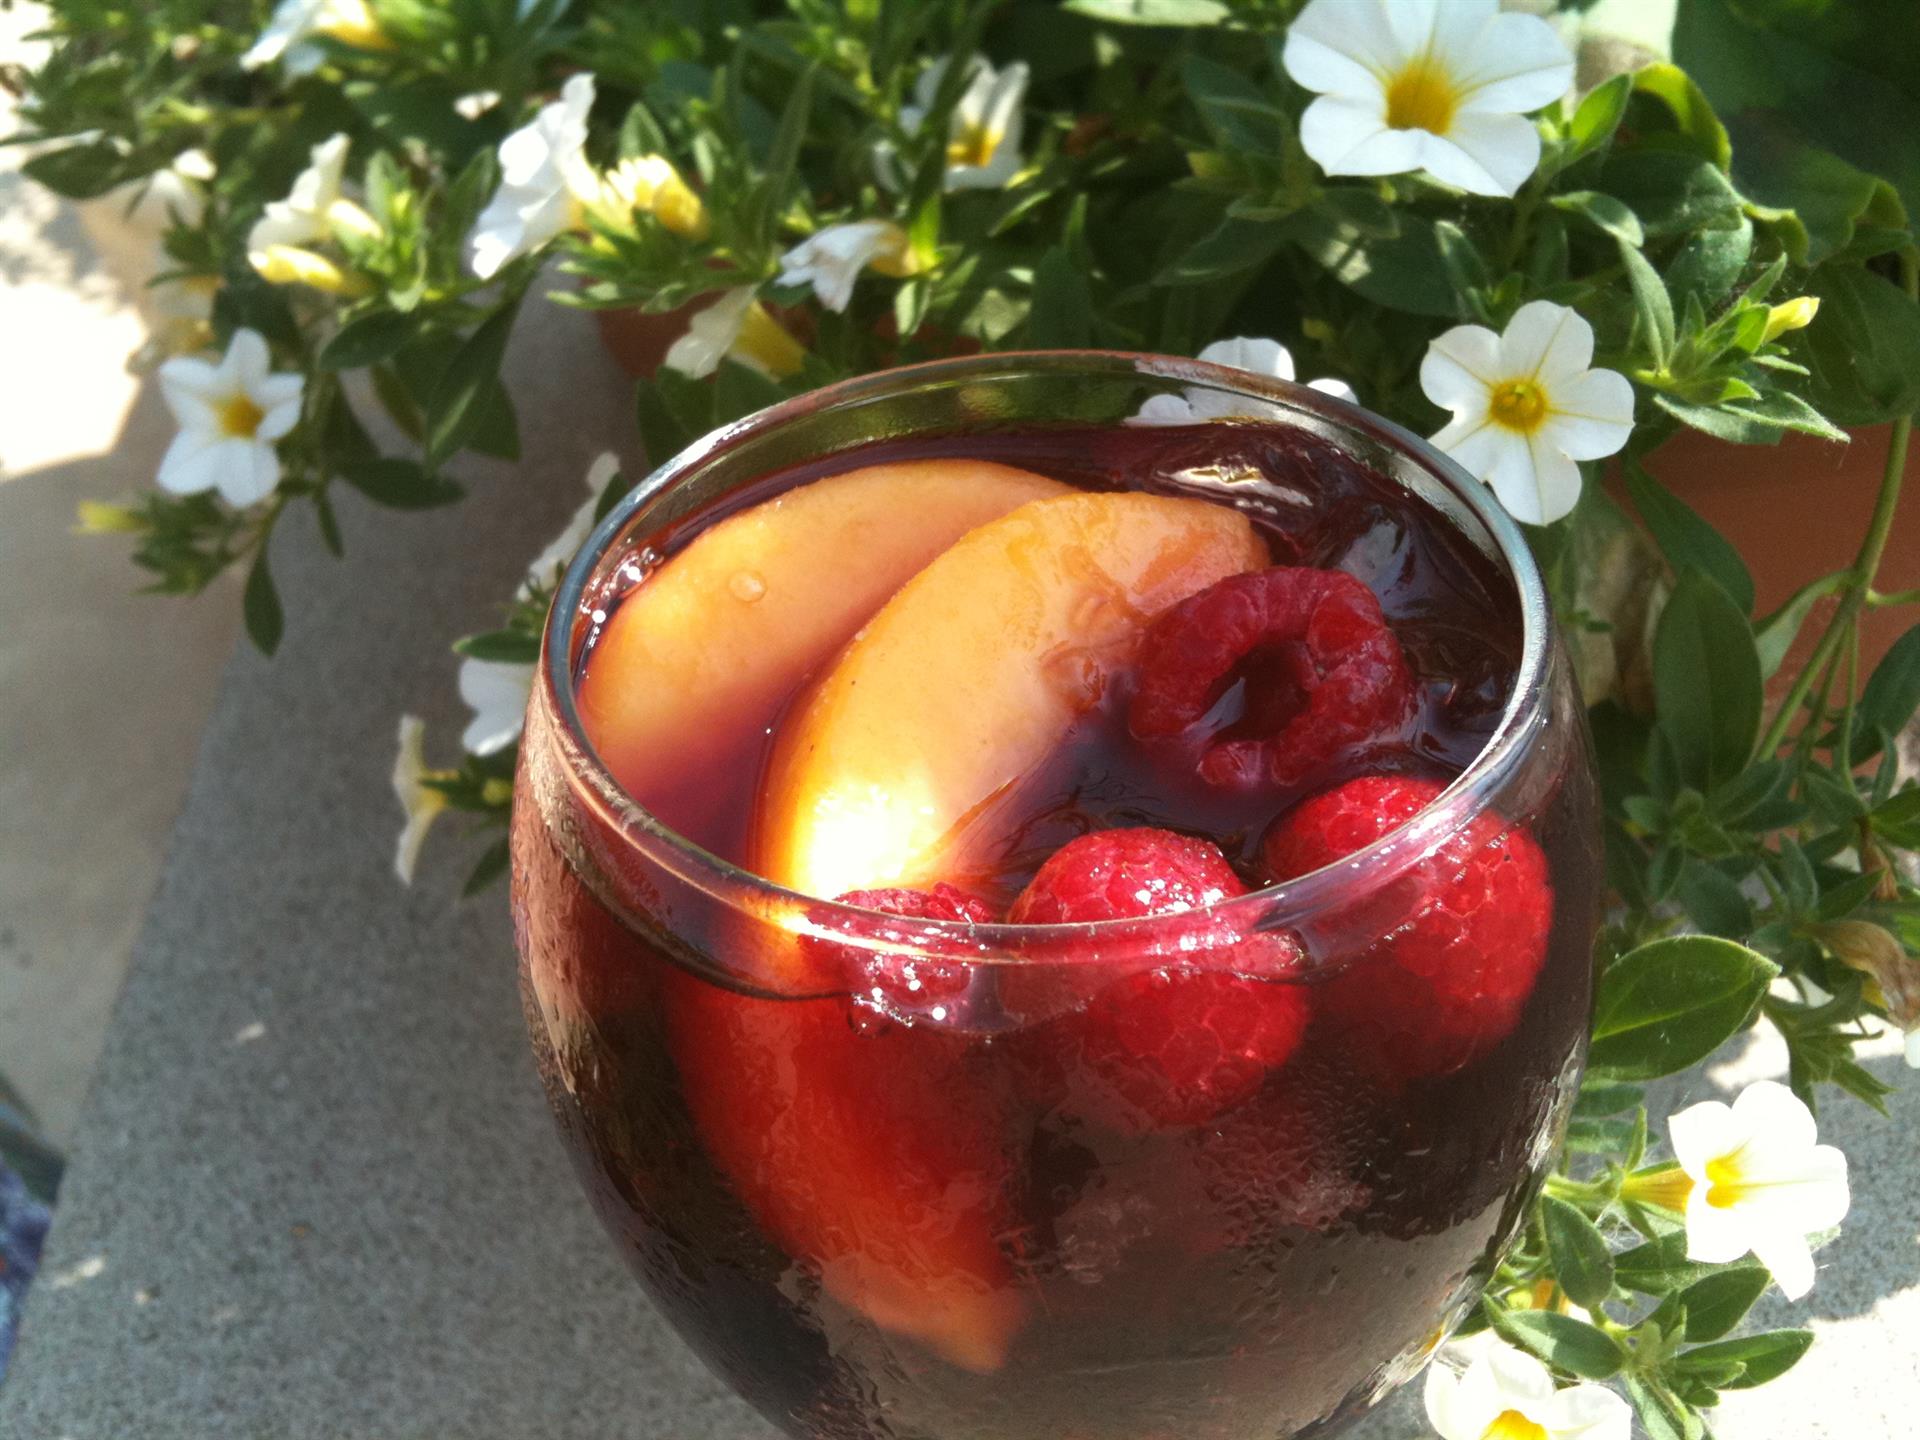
[21,4,1920,1430]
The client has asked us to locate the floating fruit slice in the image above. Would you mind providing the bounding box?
[669,975,1025,1372]
[756,492,1270,902]
[577,458,1068,824]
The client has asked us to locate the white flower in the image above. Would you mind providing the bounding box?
[777,221,915,313]
[122,148,215,230]
[522,451,618,595]
[1137,335,1358,424]
[1425,1341,1630,1440]
[155,328,304,507]
[459,659,536,757]
[1665,1080,1850,1301]
[247,133,379,275]
[391,716,448,885]
[468,73,600,279]
[1282,0,1574,198]
[663,288,805,381]
[1420,301,1634,526]
[243,0,387,75]
[896,55,1029,192]
[589,154,709,239]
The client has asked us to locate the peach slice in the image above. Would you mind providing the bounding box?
[755,491,1270,901]
[576,459,1068,833]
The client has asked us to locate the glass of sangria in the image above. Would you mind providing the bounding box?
[510,351,1602,1440]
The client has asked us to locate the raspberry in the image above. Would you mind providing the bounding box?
[1008,829,1310,1131]
[1261,775,1553,1081]
[808,884,997,1030]
[1128,567,1415,791]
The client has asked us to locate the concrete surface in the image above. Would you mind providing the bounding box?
[2,293,1915,1436]
[0,0,240,1145]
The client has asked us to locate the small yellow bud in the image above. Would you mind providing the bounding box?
[1762,296,1820,343]
[315,0,392,52]
[1301,317,1336,343]
[1185,150,1233,181]
[249,244,372,296]
[1620,1163,1694,1213]
[325,196,383,240]
[75,501,147,534]
[864,221,922,279]
[479,778,515,806]
[733,300,806,379]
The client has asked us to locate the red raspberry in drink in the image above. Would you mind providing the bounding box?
[1261,775,1553,1081]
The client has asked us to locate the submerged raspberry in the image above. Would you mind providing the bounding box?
[808,884,997,1029]
[1261,775,1553,1081]
[1008,829,1310,1131]
[1128,567,1415,790]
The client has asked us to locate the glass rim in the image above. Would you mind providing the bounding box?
[538,348,1554,953]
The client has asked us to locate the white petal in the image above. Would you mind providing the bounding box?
[1414,113,1540,197]
[156,355,226,423]
[1198,336,1297,381]
[1422,1357,1478,1440]
[1444,1347,1513,1438]
[1683,1183,1757,1265]
[1501,301,1596,382]
[1134,393,1197,426]
[1906,1028,1920,1068]
[1433,413,1506,474]
[459,659,536,755]
[213,439,282,507]
[1543,371,1635,459]
[1299,97,1421,178]
[1748,1227,1818,1301]
[1421,324,1502,411]
[1307,376,1359,404]
[223,328,273,386]
[1451,12,1576,117]
[1283,0,1405,100]
[156,428,222,495]
[1728,1080,1817,1153]
[1476,427,1551,523]
[1668,1097,1736,1179]
[1514,430,1583,524]
[1483,1343,1557,1409]
[1541,1381,1634,1440]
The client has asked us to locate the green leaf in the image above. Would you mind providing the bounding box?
[1677,1330,1814,1388]
[1619,238,1676,366]
[1678,1264,1770,1342]
[1666,217,1754,313]
[1289,209,1459,318]
[1676,860,1754,938]
[319,310,421,371]
[1634,63,1733,169]
[243,540,284,657]
[1589,935,1778,1080]
[462,836,512,897]
[1183,55,1287,154]
[1489,1308,1624,1380]
[1553,190,1644,245]
[339,459,465,509]
[1600,150,1742,236]
[1727,113,1908,266]
[23,139,131,199]
[1653,571,1763,790]
[1624,462,1754,615]
[1157,215,1286,285]
[1802,264,1920,428]
[753,63,816,243]
[1858,620,1920,747]
[1064,0,1229,21]
[1541,1196,1616,1309]
[1566,73,1633,163]
[454,630,540,663]
[425,299,523,464]
[1624,1373,1705,1440]
[1029,247,1092,347]
[1756,570,1848,678]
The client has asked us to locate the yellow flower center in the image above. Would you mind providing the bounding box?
[948,122,1002,170]
[218,393,266,439]
[1705,1150,1752,1209]
[1488,379,1550,433]
[1384,58,1461,135]
[1481,1411,1548,1440]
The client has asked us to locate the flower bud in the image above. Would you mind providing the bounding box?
[249,243,372,296]
[1762,296,1820,343]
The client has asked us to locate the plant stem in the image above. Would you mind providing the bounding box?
[1755,251,1917,763]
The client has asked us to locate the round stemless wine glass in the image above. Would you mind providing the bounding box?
[510,352,1602,1440]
